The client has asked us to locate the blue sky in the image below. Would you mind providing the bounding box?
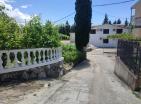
[0,0,138,25]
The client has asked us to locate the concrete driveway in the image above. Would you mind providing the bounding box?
[17,48,141,104]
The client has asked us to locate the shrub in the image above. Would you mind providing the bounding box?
[107,33,136,40]
[62,44,85,64]
[60,34,70,40]
[0,14,61,49]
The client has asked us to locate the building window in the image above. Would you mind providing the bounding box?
[116,29,123,34]
[103,29,109,34]
[90,29,96,34]
[103,39,109,44]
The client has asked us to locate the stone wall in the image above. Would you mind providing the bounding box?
[0,61,64,82]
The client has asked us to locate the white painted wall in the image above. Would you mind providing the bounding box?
[70,24,129,48]
[70,33,75,43]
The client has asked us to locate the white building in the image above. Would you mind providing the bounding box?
[70,24,129,48]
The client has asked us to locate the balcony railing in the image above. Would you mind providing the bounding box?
[0,47,63,74]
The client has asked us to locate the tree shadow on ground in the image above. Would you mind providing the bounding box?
[73,59,91,70]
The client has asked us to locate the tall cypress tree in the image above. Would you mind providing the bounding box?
[75,0,92,52]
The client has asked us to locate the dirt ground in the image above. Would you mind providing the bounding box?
[0,79,58,104]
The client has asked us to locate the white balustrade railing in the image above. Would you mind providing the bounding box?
[0,47,63,74]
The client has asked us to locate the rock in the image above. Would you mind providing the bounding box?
[30,72,37,79]
[33,94,37,96]
[38,70,47,79]
[48,82,51,87]
[22,71,29,80]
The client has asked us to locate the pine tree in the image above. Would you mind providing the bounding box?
[70,24,76,33]
[103,14,109,24]
[125,18,129,26]
[65,21,70,36]
[109,21,112,24]
[113,20,117,24]
[75,0,92,52]
[117,19,122,24]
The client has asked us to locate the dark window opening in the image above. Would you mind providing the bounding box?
[116,29,123,34]
[90,29,96,34]
[103,39,109,44]
[103,29,109,34]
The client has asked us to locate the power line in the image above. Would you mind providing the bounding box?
[93,0,135,7]
[53,12,75,23]
[53,0,135,23]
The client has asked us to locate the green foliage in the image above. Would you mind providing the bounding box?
[0,5,22,49]
[42,21,61,47]
[103,14,109,24]
[107,34,136,40]
[117,19,122,24]
[125,18,129,26]
[70,24,75,33]
[113,20,117,24]
[62,44,85,64]
[108,21,112,24]
[0,7,61,50]
[60,34,70,40]
[65,21,70,36]
[22,18,61,48]
[58,21,70,36]
[22,16,43,48]
[75,0,92,51]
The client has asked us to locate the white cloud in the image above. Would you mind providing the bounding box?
[21,4,32,9]
[0,0,31,24]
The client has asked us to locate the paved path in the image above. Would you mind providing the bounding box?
[17,49,141,104]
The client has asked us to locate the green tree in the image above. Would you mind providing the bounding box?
[125,18,129,26]
[22,16,43,48]
[103,14,109,24]
[117,19,122,24]
[75,0,92,53]
[65,21,70,36]
[70,24,76,33]
[113,20,117,24]
[42,21,60,47]
[58,24,66,34]
[0,5,21,49]
[109,21,112,24]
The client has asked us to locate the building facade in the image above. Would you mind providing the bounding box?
[131,0,141,37]
[70,24,129,48]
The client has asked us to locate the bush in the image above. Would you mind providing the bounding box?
[0,13,61,49]
[60,34,70,40]
[62,44,85,64]
[107,33,136,40]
